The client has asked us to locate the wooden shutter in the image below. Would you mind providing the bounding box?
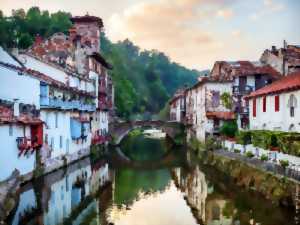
[275,95,280,112]
[253,98,256,117]
[263,96,266,112]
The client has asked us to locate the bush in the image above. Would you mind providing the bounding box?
[220,120,238,138]
[245,151,254,158]
[279,160,289,168]
[205,137,220,151]
[234,149,241,154]
[251,130,284,150]
[236,131,252,145]
[260,154,268,161]
[277,132,300,157]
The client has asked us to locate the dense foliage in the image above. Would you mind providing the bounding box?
[100,35,201,118]
[0,7,72,49]
[220,120,238,138]
[0,7,201,119]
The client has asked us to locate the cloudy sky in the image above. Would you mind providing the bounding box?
[1,0,299,70]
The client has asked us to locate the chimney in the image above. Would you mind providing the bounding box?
[283,40,287,49]
[13,99,20,117]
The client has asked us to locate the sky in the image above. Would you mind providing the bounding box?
[1,0,299,70]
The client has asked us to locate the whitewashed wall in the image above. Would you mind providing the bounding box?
[0,125,36,181]
[43,164,92,225]
[21,55,67,83]
[40,110,92,159]
[0,66,40,108]
[249,90,300,132]
[193,82,232,142]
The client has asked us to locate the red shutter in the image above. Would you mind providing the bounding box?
[253,98,256,117]
[275,95,280,112]
[263,96,266,112]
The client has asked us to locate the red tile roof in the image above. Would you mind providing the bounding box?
[210,60,281,81]
[0,106,42,125]
[206,111,235,120]
[246,71,300,99]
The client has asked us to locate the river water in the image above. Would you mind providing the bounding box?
[6,131,296,225]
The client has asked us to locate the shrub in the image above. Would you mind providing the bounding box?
[279,160,289,168]
[260,154,268,161]
[234,149,241,154]
[220,120,238,138]
[277,132,300,157]
[205,137,220,151]
[236,131,252,145]
[220,92,233,110]
[245,151,254,158]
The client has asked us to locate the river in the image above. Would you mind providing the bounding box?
[6,130,296,225]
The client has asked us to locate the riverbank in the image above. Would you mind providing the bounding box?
[197,149,300,208]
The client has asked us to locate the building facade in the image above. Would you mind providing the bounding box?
[169,89,186,122]
[247,71,300,132]
[260,42,300,76]
[0,15,114,182]
[210,61,281,130]
[185,77,234,141]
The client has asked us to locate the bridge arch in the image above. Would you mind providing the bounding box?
[109,120,184,145]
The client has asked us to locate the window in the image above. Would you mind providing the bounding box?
[51,137,54,149]
[253,98,257,117]
[275,95,280,112]
[55,112,58,128]
[288,94,297,118]
[60,136,63,149]
[45,112,50,129]
[9,125,13,136]
[45,134,48,144]
[262,96,266,112]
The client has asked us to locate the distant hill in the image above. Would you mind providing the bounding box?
[100,35,203,118]
[0,7,203,118]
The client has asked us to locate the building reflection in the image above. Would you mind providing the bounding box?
[172,165,236,225]
[8,157,114,225]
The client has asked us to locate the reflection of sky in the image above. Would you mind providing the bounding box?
[109,181,199,225]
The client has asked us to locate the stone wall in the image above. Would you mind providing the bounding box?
[198,151,299,208]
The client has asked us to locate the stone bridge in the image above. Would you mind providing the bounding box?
[109,120,185,145]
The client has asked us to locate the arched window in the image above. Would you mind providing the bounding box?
[288,94,297,117]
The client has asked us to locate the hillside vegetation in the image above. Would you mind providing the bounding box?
[0,7,203,118]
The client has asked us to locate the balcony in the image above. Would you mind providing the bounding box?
[16,137,41,156]
[232,85,254,96]
[40,97,96,112]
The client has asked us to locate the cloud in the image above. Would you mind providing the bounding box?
[250,0,285,21]
[231,30,242,38]
[216,8,234,19]
[106,0,235,69]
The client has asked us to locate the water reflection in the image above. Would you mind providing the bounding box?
[7,133,296,225]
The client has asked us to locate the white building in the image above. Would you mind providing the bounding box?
[0,47,42,181]
[247,71,300,132]
[186,78,234,141]
[169,89,185,122]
